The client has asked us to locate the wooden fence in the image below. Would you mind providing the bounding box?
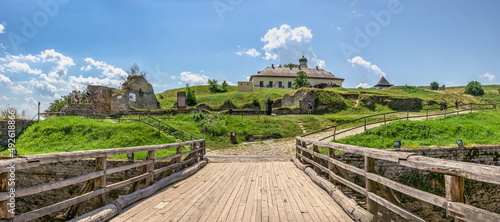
[0,139,206,221]
[303,103,497,141]
[295,137,500,222]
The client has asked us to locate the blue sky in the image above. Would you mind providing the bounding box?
[1,0,499,117]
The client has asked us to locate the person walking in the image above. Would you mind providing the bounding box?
[78,91,83,104]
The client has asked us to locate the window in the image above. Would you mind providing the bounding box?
[288,82,292,88]
[278,81,283,88]
[268,81,273,88]
[259,81,264,87]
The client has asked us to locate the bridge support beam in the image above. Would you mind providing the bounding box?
[365,157,378,220]
[445,175,465,222]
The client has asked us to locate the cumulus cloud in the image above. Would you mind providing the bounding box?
[0,22,5,34]
[348,56,386,77]
[179,72,210,86]
[0,73,12,85]
[39,49,75,78]
[356,83,371,89]
[4,61,42,74]
[260,24,326,68]
[480,73,495,82]
[68,75,122,89]
[236,48,261,57]
[28,79,59,98]
[0,95,9,100]
[81,57,128,80]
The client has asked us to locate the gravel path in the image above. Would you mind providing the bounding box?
[206,110,473,161]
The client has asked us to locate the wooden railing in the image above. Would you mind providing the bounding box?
[0,139,206,221]
[295,137,500,222]
[303,103,497,141]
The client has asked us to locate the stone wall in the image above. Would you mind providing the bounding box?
[122,75,160,110]
[87,85,114,113]
[12,159,173,220]
[0,120,34,147]
[60,104,96,116]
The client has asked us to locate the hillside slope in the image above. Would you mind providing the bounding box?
[6,116,178,157]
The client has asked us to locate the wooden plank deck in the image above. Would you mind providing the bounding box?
[110,161,354,222]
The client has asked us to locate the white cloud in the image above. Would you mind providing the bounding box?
[68,75,122,89]
[260,24,325,68]
[179,71,210,86]
[0,95,9,100]
[28,79,59,98]
[0,22,5,34]
[0,43,6,50]
[0,54,40,63]
[0,73,12,85]
[170,75,176,80]
[4,61,42,74]
[81,57,128,80]
[245,76,250,81]
[236,48,261,57]
[480,73,495,82]
[348,56,386,77]
[356,83,371,88]
[24,97,37,104]
[336,26,342,31]
[39,49,75,78]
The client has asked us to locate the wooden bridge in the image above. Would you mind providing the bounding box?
[1,138,498,222]
[0,106,499,221]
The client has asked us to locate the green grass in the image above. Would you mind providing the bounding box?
[126,113,330,149]
[157,86,289,109]
[336,110,500,148]
[4,116,179,158]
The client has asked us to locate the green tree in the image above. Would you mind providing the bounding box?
[221,80,229,93]
[293,71,310,89]
[430,81,439,90]
[208,79,219,93]
[45,95,70,113]
[464,81,484,96]
[186,84,197,106]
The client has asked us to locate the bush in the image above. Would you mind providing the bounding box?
[430,81,439,90]
[186,84,197,106]
[464,81,484,96]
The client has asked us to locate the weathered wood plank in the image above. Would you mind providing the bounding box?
[367,192,425,221]
[401,155,500,184]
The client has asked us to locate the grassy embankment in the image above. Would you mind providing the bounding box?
[336,110,500,149]
[3,116,179,159]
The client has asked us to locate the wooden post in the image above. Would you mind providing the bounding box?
[0,172,13,219]
[328,147,335,184]
[95,156,107,206]
[145,151,155,186]
[365,157,378,219]
[296,139,301,161]
[333,126,336,141]
[383,114,386,125]
[406,110,409,120]
[177,146,183,170]
[312,145,319,173]
[445,175,465,222]
[364,118,367,131]
[426,109,429,121]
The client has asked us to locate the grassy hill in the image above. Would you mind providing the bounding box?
[156,85,500,111]
[336,110,500,149]
[4,116,179,159]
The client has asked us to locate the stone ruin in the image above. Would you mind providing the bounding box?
[61,75,160,116]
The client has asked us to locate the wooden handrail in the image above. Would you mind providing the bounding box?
[0,139,206,221]
[295,137,500,221]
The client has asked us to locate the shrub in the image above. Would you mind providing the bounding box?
[430,81,439,90]
[186,84,197,106]
[464,81,484,96]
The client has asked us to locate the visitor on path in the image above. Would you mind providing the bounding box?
[78,91,82,104]
[455,100,459,110]
[442,100,447,113]
[307,101,313,114]
[86,90,91,104]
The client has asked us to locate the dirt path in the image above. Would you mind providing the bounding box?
[206,110,474,160]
